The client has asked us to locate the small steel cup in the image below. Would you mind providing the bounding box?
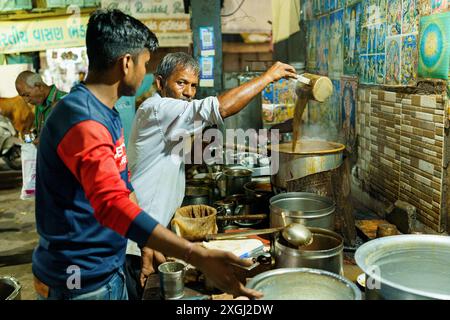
[158,261,186,300]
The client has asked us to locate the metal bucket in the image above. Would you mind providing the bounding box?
[273,227,343,275]
[355,234,450,300]
[0,276,21,300]
[270,192,335,230]
[246,268,361,300]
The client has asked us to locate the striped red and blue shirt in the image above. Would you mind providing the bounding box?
[33,83,158,294]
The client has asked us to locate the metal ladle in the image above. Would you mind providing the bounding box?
[205,223,313,247]
[281,223,314,247]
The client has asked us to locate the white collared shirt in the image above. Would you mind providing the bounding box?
[126,93,223,255]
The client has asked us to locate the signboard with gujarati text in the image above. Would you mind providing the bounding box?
[102,0,191,47]
[0,15,88,54]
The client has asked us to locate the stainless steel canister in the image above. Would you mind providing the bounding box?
[270,192,335,230]
[158,262,186,300]
[273,227,343,275]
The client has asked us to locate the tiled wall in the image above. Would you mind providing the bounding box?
[356,87,449,232]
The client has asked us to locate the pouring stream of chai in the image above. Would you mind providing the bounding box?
[291,88,310,152]
[290,74,334,152]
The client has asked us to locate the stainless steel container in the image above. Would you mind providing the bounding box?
[355,234,450,300]
[220,167,253,196]
[246,268,361,300]
[0,276,21,300]
[270,192,335,230]
[273,228,343,275]
[182,186,210,206]
[158,262,186,300]
[270,140,345,190]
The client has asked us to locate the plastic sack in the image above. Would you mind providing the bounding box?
[171,205,218,241]
[20,143,36,200]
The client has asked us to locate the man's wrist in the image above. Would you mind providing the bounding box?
[261,72,274,84]
[187,243,206,267]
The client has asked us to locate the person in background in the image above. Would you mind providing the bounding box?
[33,9,261,300]
[126,52,298,294]
[15,71,66,144]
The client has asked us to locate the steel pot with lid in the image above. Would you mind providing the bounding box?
[270,192,335,230]
[355,234,450,300]
[273,227,343,275]
[246,268,361,300]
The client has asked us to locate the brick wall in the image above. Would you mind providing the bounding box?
[356,88,449,232]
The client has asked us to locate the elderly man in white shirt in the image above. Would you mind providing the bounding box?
[125,52,297,298]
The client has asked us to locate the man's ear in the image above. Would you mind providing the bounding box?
[155,75,164,91]
[120,54,133,75]
[34,83,43,91]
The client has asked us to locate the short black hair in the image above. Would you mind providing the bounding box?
[86,9,159,71]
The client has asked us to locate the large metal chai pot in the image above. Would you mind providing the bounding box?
[355,234,450,300]
[269,140,345,190]
[269,192,336,230]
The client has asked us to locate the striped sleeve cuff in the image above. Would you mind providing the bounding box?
[125,211,159,247]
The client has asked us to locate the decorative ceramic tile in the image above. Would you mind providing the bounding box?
[344,2,362,75]
[387,0,402,36]
[359,55,369,83]
[368,55,377,83]
[324,0,330,13]
[418,12,450,80]
[304,0,314,20]
[401,34,418,85]
[317,15,330,75]
[376,54,386,84]
[329,10,344,78]
[331,79,342,126]
[361,0,370,26]
[431,0,448,13]
[419,0,432,15]
[329,0,337,11]
[402,0,420,34]
[385,36,402,84]
[360,27,368,54]
[378,0,387,21]
[376,23,386,53]
[307,20,318,71]
[341,77,358,151]
[368,25,377,54]
[313,0,322,16]
[347,0,362,6]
